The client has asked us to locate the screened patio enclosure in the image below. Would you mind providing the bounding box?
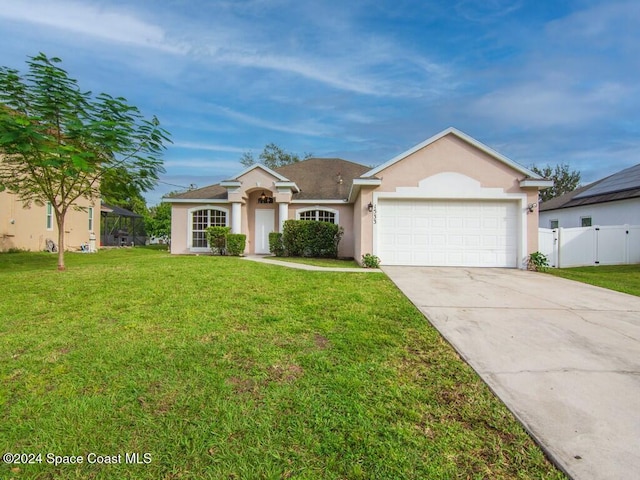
[100,204,147,246]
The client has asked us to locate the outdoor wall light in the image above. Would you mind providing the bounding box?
[367,202,374,212]
[527,202,538,213]
[258,191,274,204]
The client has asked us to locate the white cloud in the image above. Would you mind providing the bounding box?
[163,159,241,170]
[455,0,523,22]
[0,0,187,54]
[215,50,382,96]
[546,1,640,44]
[470,81,631,128]
[463,0,639,132]
[172,142,249,153]
[0,0,454,99]
[208,104,331,137]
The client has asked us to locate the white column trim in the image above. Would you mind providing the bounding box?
[278,202,289,232]
[231,202,242,234]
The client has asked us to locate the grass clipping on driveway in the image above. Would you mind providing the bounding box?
[0,249,564,479]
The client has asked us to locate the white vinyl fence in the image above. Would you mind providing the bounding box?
[539,225,640,268]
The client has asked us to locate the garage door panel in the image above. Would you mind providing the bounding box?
[465,217,481,229]
[397,234,412,247]
[414,217,429,228]
[377,199,518,267]
[448,217,463,228]
[466,235,481,247]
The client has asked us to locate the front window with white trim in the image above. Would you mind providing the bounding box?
[46,202,53,230]
[88,207,94,231]
[191,208,227,248]
[298,209,336,223]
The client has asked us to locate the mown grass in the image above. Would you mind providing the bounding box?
[546,264,640,297]
[0,248,564,479]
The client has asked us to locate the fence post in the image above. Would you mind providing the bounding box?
[594,226,600,265]
[624,224,630,264]
[557,227,562,268]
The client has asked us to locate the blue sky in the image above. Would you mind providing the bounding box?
[1,0,638,205]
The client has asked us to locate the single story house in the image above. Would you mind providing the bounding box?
[540,163,640,229]
[166,127,551,268]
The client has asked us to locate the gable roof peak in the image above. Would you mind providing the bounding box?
[226,163,290,182]
[363,127,542,180]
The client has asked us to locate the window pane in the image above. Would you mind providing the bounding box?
[550,220,559,229]
[193,232,207,248]
[318,211,335,223]
[193,210,207,231]
[46,202,53,229]
[191,209,227,248]
[299,210,335,223]
[581,217,592,227]
[210,209,226,226]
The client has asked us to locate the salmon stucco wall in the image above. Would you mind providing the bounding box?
[526,189,540,253]
[358,133,542,264]
[374,135,524,193]
[170,203,197,254]
[353,187,375,264]
[290,203,355,258]
[170,202,233,254]
[172,199,358,257]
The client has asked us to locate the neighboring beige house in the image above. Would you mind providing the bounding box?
[0,189,100,252]
[167,128,552,268]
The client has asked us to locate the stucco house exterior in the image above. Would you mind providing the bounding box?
[0,189,100,252]
[167,128,551,268]
[540,163,640,229]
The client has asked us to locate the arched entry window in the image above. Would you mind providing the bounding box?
[189,207,228,249]
[296,208,338,224]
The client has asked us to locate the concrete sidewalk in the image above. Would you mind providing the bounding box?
[383,266,640,480]
[242,255,382,272]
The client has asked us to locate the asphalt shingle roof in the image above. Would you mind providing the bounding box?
[169,158,371,201]
[276,158,370,200]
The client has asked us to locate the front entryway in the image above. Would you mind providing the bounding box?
[254,209,274,254]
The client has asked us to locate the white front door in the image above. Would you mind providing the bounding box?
[254,209,275,254]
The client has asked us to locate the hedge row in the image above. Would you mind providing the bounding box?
[204,226,246,256]
[270,220,343,258]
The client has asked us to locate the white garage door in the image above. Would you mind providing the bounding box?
[377,199,519,267]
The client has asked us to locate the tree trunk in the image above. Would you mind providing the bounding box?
[56,211,66,271]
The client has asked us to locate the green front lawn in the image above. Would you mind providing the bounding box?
[0,249,564,479]
[546,264,640,297]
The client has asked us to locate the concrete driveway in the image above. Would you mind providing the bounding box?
[383,266,640,480]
